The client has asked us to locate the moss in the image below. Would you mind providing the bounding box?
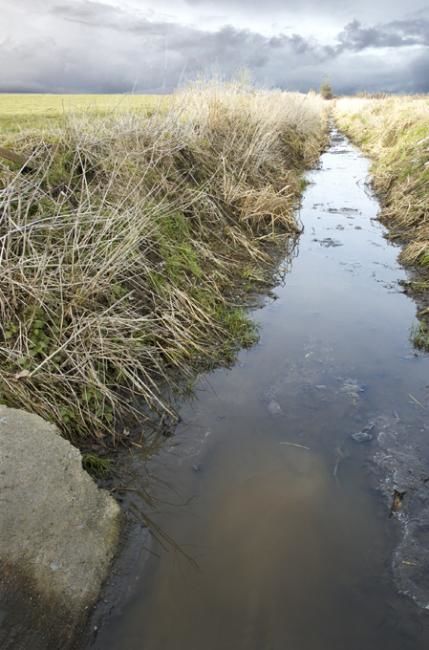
[158,211,190,242]
[155,212,204,282]
[164,243,203,280]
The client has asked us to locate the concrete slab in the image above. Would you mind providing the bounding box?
[0,405,120,648]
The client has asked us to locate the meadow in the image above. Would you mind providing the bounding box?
[0,94,167,133]
[0,84,327,443]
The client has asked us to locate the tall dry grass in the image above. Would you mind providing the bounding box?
[335,96,429,264]
[335,96,429,349]
[0,82,326,442]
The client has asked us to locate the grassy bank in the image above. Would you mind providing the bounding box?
[0,83,326,443]
[334,96,429,349]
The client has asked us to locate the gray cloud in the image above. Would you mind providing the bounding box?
[0,0,428,94]
[407,50,429,93]
[337,18,429,51]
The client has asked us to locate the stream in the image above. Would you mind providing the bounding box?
[92,130,429,649]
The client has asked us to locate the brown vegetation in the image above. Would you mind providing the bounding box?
[335,96,429,349]
[0,83,326,443]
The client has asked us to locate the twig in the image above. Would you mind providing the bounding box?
[279,442,310,450]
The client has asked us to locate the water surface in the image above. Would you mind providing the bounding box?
[94,130,429,649]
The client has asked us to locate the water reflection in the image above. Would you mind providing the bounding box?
[92,131,429,649]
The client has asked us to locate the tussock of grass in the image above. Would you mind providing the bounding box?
[0,82,326,442]
[412,321,429,351]
[82,453,112,478]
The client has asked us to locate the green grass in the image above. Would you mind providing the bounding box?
[215,308,259,363]
[402,280,429,294]
[0,94,168,133]
[82,453,112,478]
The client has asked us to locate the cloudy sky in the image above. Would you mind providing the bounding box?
[2,0,429,93]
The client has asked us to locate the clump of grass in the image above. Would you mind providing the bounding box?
[0,81,326,443]
[401,279,429,294]
[82,453,112,478]
[214,308,259,363]
[412,322,429,351]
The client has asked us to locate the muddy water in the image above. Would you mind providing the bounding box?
[94,131,429,649]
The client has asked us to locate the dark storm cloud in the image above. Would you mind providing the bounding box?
[49,2,429,54]
[49,1,327,57]
[1,0,428,93]
[408,50,429,93]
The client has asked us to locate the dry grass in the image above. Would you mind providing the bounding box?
[335,95,429,348]
[0,82,326,443]
[334,96,429,263]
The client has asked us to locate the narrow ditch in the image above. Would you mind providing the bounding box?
[88,129,429,650]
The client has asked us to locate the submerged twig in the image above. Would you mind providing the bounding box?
[279,442,311,451]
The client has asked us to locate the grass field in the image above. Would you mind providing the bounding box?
[0,94,168,132]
